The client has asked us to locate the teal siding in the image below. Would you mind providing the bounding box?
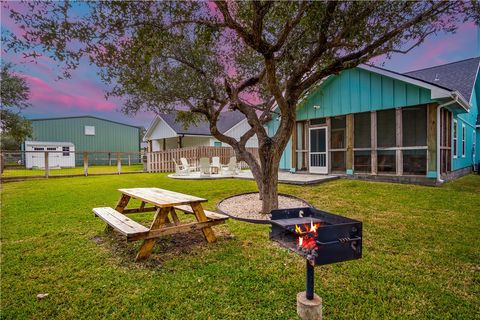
[476,76,480,167]
[30,117,141,153]
[265,120,292,170]
[453,75,479,170]
[476,126,479,167]
[296,68,434,121]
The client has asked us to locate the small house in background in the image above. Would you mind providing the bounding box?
[143,110,258,151]
[26,116,142,165]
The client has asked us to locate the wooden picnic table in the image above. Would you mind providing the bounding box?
[93,187,228,261]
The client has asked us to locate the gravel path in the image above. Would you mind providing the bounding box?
[217,193,310,221]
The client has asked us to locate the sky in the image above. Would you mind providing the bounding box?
[1,3,479,129]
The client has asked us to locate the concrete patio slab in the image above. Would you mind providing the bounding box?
[169,170,339,185]
[237,171,339,185]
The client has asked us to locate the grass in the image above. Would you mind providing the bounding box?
[1,164,144,177]
[1,173,479,319]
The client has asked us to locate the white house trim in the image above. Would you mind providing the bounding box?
[143,115,177,141]
[224,118,249,136]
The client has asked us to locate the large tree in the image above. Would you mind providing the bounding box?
[4,1,476,212]
[0,63,32,150]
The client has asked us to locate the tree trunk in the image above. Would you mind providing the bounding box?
[259,160,279,213]
[257,138,281,213]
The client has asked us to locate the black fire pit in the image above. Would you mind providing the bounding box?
[269,207,362,319]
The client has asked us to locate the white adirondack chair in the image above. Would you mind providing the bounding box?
[211,157,221,174]
[199,157,211,177]
[221,157,237,176]
[180,157,197,173]
[173,158,189,176]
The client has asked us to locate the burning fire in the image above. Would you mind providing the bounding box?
[295,219,320,250]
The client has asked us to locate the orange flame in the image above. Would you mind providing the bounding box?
[295,224,303,234]
[295,220,321,250]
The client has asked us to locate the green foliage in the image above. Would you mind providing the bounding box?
[0,110,32,148]
[0,63,32,148]
[0,63,30,109]
[1,174,479,319]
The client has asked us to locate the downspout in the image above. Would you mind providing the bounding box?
[436,100,457,183]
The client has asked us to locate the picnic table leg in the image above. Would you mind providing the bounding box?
[136,207,170,261]
[115,194,131,213]
[190,202,217,243]
[105,194,131,233]
[170,207,181,226]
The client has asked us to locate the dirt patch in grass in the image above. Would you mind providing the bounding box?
[95,228,234,269]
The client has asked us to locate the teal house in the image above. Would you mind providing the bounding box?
[268,57,479,184]
[26,116,142,165]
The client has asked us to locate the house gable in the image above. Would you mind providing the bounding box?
[145,116,178,140]
[296,67,437,121]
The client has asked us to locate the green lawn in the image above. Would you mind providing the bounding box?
[1,164,144,177]
[1,174,479,319]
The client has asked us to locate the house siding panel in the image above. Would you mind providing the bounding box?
[381,77,394,108]
[265,119,291,170]
[452,76,479,171]
[359,69,371,112]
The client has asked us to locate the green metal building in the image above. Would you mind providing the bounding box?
[26,116,142,165]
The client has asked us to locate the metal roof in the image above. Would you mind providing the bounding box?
[29,115,142,129]
[404,57,480,103]
[158,110,246,136]
[24,140,75,146]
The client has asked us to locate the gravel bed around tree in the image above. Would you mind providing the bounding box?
[217,192,310,222]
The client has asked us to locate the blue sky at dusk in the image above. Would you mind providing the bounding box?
[1,3,479,129]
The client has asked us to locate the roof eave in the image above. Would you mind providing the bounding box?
[450,91,470,112]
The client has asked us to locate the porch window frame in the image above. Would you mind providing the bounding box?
[453,119,458,158]
[329,115,347,173]
[461,123,466,158]
[352,112,373,174]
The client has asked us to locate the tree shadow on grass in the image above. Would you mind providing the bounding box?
[91,227,235,269]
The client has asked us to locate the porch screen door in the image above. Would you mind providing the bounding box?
[309,127,328,174]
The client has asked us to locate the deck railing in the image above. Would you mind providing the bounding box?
[147,146,259,172]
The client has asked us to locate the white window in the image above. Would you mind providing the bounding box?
[34,147,44,151]
[461,123,466,158]
[62,146,70,157]
[85,125,95,135]
[453,119,458,158]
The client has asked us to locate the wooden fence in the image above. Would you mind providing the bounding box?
[147,146,259,173]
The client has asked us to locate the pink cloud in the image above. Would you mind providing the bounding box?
[24,74,117,112]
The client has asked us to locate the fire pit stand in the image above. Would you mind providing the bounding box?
[296,260,323,320]
[306,260,314,300]
[269,207,362,320]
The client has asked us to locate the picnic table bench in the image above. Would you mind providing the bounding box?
[93,187,228,261]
